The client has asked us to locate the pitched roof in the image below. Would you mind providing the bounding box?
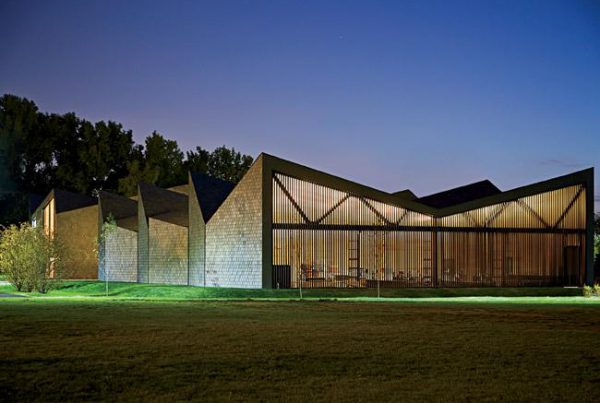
[138,182,188,227]
[42,189,97,213]
[98,191,138,231]
[417,180,502,209]
[259,153,593,217]
[392,189,417,200]
[190,172,235,222]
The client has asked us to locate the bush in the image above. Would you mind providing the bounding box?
[0,223,63,293]
[583,284,600,298]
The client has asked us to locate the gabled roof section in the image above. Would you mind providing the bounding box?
[437,168,593,217]
[190,172,235,222]
[260,153,437,215]
[98,191,138,231]
[258,153,593,218]
[53,189,97,213]
[418,180,501,209]
[138,182,188,227]
[35,189,97,215]
[392,189,417,200]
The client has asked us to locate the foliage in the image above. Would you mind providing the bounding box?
[207,145,254,183]
[1,93,254,223]
[0,223,62,293]
[118,132,186,195]
[583,285,593,298]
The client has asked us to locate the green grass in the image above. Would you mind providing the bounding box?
[1,300,599,401]
[0,280,586,301]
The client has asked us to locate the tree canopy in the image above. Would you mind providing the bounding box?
[0,93,254,224]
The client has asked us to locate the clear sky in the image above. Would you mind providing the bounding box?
[1,0,599,210]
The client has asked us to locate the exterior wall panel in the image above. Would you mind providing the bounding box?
[188,184,206,286]
[137,200,149,283]
[205,159,263,288]
[99,227,138,282]
[56,205,98,279]
[148,218,188,285]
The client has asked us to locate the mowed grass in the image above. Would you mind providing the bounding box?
[1,300,600,401]
[0,280,585,300]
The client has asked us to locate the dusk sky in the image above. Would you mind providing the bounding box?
[2,0,599,209]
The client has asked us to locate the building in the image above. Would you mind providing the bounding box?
[32,189,98,279]
[203,154,594,289]
[37,153,595,288]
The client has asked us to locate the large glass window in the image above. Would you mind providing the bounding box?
[272,173,586,288]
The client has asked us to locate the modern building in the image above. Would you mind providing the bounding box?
[202,154,594,289]
[36,153,595,288]
[32,189,98,279]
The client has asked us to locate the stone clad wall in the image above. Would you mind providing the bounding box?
[149,218,188,285]
[56,205,98,279]
[99,227,138,282]
[188,185,206,286]
[137,201,149,283]
[205,159,263,288]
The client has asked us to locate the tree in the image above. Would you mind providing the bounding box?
[206,146,253,183]
[184,146,210,174]
[0,95,48,224]
[144,131,186,187]
[118,132,186,195]
[78,120,135,194]
[1,93,255,225]
[0,94,43,193]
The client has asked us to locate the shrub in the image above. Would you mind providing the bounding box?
[0,223,63,293]
[583,285,593,298]
[594,284,600,297]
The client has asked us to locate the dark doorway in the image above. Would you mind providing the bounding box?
[563,246,581,286]
[272,265,291,289]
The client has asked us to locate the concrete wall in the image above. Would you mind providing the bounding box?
[99,226,138,282]
[188,184,206,286]
[137,201,149,283]
[205,158,263,288]
[56,205,98,279]
[148,218,188,285]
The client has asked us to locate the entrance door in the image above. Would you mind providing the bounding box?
[563,246,580,286]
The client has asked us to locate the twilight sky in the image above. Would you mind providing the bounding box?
[2,0,599,209]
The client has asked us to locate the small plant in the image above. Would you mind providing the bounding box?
[594,284,600,297]
[0,223,63,293]
[583,285,592,298]
[95,214,118,296]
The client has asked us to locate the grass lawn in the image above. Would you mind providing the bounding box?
[0,280,586,301]
[1,299,600,401]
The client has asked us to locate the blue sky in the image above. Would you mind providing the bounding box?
[1,0,599,209]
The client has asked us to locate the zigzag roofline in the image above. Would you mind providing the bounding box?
[258,153,593,218]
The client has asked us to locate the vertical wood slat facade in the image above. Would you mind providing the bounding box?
[272,172,588,288]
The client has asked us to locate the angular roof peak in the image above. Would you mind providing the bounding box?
[51,189,97,213]
[189,172,235,222]
[138,182,188,227]
[418,180,501,209]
